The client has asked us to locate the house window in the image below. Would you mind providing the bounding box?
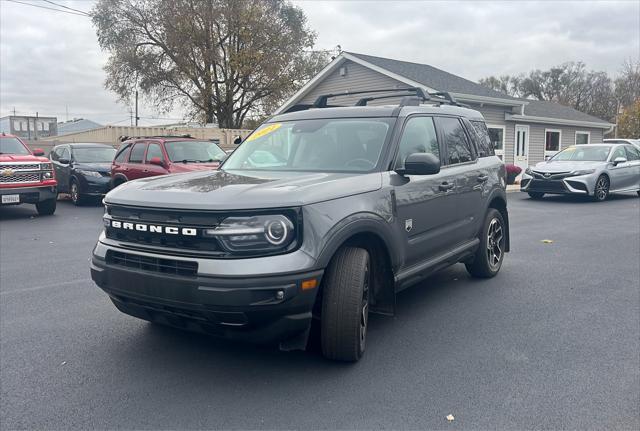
[487,125,505,160]
[545,129,561,157]
[575,131,590,145]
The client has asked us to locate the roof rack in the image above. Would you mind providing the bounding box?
[309,87,462,110]
[119,134,192,142]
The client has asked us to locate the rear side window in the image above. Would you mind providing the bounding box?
[469,120,495,158]
[114,144,131,163]
[145,143,164,162]
[128,143,146,163]
[437,117,474,165]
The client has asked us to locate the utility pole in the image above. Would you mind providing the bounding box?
[129,107,134,126]
[12,107,16,117]
[34,111,38,141]
[135,90,139,127]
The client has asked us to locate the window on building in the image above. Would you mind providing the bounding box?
[545,130,561,153]
[12,120,21,131]
[394,116,439,169]
[575,131,590,145]
[437,117,474,165]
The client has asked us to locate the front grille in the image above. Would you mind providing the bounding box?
[0,163,40,171]
[106,250,198,276]
[531,171,571,180]
[105,225,222,253]
[0,172,41,184]
[529,179,567,193]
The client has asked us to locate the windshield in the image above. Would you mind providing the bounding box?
[223,118,393,172]
[165,140,226,163]
[73,147,116,163]
[550,145,612,162]
[0,137,30,155]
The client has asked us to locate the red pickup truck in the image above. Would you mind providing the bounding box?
[0,133,57,215]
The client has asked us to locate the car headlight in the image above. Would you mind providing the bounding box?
[41,171,53,179]
[570,169,595,176]
[40,163,53,170]
[76,169,102,177]
[204,214,296,253]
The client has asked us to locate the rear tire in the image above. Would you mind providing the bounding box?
[528,192,544,200]
[466,208,506,278]
[592,175,609,202]
[36,198,56,216]
[321,247,370,362]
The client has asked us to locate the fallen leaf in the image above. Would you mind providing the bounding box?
[541,239,554,244]
[446,414,455,422]
[60,361,66,366]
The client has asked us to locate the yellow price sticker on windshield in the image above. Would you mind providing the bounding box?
[246,123,282,142]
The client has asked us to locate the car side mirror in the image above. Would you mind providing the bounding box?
[58,158,70,164]
[233,136,242,145]
[33,148,45,156]
[149,156,165,166]
[396,153,440,176]
[613,156,627,165]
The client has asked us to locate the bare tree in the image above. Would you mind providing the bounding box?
[92,0,330,128]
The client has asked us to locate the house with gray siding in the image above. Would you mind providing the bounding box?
[276,52,614,169]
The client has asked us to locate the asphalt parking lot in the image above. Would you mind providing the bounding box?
[1,193,639,430]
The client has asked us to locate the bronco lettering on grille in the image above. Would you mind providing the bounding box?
[110,220,197,236]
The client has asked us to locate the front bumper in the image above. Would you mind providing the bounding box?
[0,184,57,204]
[520,173,592,195]
[79,175,111,196]
[91,241,323,344]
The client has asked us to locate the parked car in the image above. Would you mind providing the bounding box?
[521,143,640,201]
[50,143,116,205]
[91,88,509,362]
[604,138,640,150]
[0,133,57,215]
[110,137,227,188]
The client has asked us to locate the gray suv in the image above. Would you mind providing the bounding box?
[90,89,509,361]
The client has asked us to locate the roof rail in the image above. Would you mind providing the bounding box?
[313,88,427,108]
[119,134,192,142]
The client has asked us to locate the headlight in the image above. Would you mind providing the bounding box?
[570,169,595,176]
[204,214,296,253]
[41,171,53,179]
[40,163,52,170]
[76,169,102,177]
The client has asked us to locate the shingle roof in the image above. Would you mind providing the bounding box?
[521,99,611,124]
[347,52,517,101]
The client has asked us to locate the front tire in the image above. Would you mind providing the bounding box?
[592,175,609,202]
[321,247,370,362]
[528,192,544,200]
[466,208,506,278]
[70,180,84,206]
[36,198,56,216]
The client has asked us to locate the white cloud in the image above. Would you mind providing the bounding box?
[1,0,638,126]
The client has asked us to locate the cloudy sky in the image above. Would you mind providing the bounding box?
[1,0,638,126]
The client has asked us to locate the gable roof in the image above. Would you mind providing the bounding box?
[346,52,517,101]
[521,99,611,125]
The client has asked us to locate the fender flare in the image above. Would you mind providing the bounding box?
[315,212,401,271]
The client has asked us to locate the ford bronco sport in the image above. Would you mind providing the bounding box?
[91,88,509,361]
[0,133,57,215]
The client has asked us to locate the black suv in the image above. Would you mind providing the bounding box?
[91,88,509,361]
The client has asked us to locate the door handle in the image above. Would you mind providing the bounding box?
[477,175,488,182]
[439,182,455,192]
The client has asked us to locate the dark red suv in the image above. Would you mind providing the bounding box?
[110,136,227,188]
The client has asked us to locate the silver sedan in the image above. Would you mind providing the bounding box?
[520,143,640,201]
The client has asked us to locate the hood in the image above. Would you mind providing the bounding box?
[75,162,112,173]
[0,154,49,163]
[533,160,606,173]
[168,162,220,173]
[105,169,382,210]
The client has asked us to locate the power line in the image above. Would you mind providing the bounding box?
[5,0,89,17]
[42,0,91,16]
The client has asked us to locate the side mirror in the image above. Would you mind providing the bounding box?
[58,158,70,165]
[613,156,627,165]
[149,156,164,166]
[233,136,242,145]
[544,155,552,161]
[396,153,440,176]
[33,148,45,156]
